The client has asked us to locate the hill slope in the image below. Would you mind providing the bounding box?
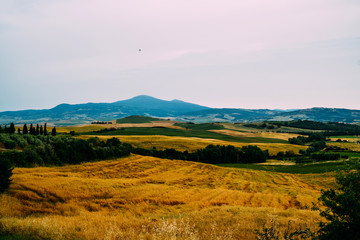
[0,95,209,125]
[0,155,325,239]
[178,107,360,123]
[1,95,360,125]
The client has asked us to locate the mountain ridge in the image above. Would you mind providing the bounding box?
[0,95,359,125]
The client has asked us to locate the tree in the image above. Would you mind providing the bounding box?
[40,126,43,135]
[317,160,360,239]
[23,124,28,134]
[52,127,56,136]
[9,123,15,134]
[0,156,13,193]
[44,123,47,136]
[35,124,39,135]
[29,124,34,135]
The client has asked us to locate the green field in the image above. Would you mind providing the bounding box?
[331,135,360,139]
[174,122,225,130]
[116,115,165,123]
[86,127,289,144]
[217,160,349,174]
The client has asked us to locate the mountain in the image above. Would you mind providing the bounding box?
[0,96,359,125]
[267,107,360,123]
[0,95,209,125]
[178,107,360,124]
[176,108,283,123]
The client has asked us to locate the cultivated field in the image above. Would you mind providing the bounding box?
[0,155,330,239]
[78,135,307,155]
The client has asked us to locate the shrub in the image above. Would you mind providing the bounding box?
[317,160,360,239]
[3,139,16,149]
[0,156,13,193]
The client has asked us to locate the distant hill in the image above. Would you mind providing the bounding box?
[0,96,359,125]
[176,108,283,123]
[0,95,209,125]
[267,107,360,123]
[177,107,360,124]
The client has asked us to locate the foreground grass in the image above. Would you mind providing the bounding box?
[0,155,329,239]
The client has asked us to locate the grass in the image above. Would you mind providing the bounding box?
[85,127,289,144]
[0,155,328,239]
[56,125,106,133]
[174,122,225,130]
[330,135,360,139]
[326,141,360,152]
[116,115,165,123]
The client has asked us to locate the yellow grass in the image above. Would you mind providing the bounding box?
[210,129,299,141]
[78,135,307,155]
[0,155,330,239]
[329,137,360,143]
[326,141,360,152]
[255,160,296,166]
[56,125,107,133]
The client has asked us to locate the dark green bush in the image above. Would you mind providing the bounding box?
[3,139,16,149]
[0,156,13,193]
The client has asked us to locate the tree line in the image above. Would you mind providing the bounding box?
[0,135,132,168]
[132,144,268,164]
[273,119,360,136]
[0,123,56,136]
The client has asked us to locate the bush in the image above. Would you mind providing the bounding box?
[317,160,360,239]
[0,156,13,193]
[3,139,16,149]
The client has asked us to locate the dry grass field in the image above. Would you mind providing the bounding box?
[0,155,331,239]
[78,135,307,155]
[210,129,299,141]
[326,141,360,152]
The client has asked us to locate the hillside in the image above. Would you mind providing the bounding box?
[0,96,360,125]
[0,95,209,125]
[178,107,360,124]
[0,155,326,239]
[268,107,360,123]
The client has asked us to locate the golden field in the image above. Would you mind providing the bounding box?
[0,155,332,239]
[326,141,360,152]
[78,135,307,155]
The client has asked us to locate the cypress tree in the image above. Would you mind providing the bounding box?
[52,127,56,136]
[44,123,47,136]
[9,123,15,134]
[40,126,43,135]
[35,124,39,135]
[29,124,34,135]
[23,124,28,134]
[0,125,2,133]
[17,128,21,134]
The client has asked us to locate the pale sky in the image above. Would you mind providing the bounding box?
[1,0,360,111]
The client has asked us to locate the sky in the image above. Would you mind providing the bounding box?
[0,0,360,111]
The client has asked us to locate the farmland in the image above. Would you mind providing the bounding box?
[1,117,360,239]
[0,155,327,239]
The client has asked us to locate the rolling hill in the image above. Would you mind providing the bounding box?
[0,95,209,125]
[0,95,359,125]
